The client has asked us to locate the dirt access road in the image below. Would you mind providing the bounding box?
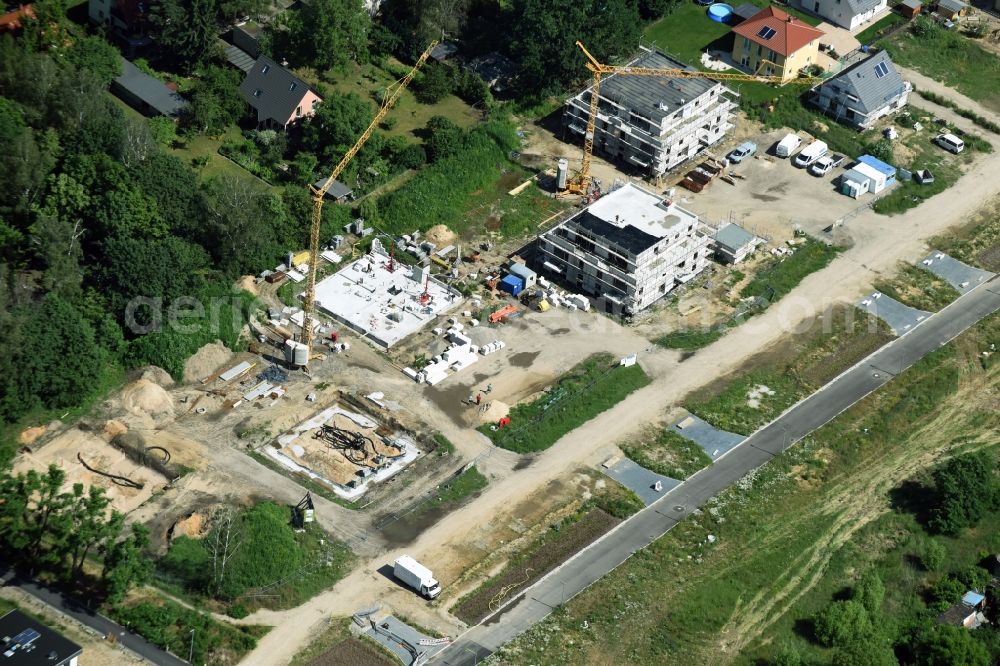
[239,103,1000,665]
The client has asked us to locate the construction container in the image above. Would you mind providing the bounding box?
[498,274,525,296]
[508,262,537,288]
[556,158,569,190]
[265,271,287,284]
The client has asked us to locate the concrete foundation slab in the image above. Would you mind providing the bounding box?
[313,248,463,348]
[601,457,680,506]
[857,291,930,335]
[670,413,745,460]
[919,250,995,295]
[366,615,449,665]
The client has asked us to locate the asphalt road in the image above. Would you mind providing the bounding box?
[431,277,1000,665]
[0,562,189,666]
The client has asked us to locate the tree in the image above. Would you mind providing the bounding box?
[814,600,874,648]
[66,485,113,578]
[208,508,243,597]
[185,65,245,134]
[301,91,373,162]
[918,539,947,571]
[218,0,267,21]
[281,0,369,70]
[928,451,996,534]
[832,638,898,666]
[415,63,455,104]
[63,35,122,85]
[150,0,219,72]
[853,571,885,616]
[424,115,464,162]
[101,523,151,604]
[915,625,990,666]
[509,0,642,100]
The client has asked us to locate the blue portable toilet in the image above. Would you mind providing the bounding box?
[498,274,524,296]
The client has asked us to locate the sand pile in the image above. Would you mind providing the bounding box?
[122,379,175,423]
[236,275,259,295]
[170,512,207,540]
[183,341,233,383]
[425,224,457,247]
[18,425,47,445]
[138,365,174,388]
[102,420,128,441]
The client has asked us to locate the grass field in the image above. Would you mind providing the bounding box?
[423,467,488,512]
[490,305,999,665]
[854,11,907,45]
[621,428,712,480]
[685,304,893,435]
[933,196,1000,271]
[740,238,841,303]
[873,263,961,312]
[297,59,481,144]
[478,354,651,453]
[654,325,726,350]
[882,19,1000,113]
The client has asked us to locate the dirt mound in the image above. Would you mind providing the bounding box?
[122,379,174,423]
[170,512,208,540]
[182,341,233,383]
[236,275,259,295]
[425,224,457,247]
[102,420,128,441]
[18,425,47,445]
[137,365,174,388]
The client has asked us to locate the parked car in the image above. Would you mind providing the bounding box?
[775,133,802,158]
[727,141,757,163]
[934,133,964,154]
[793,140,829,168]
[809,153,845,176]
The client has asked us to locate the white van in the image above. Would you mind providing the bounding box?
[775,133,802,158]
[934,133,964,154]
[793,140,828,168]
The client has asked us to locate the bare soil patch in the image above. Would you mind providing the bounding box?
[307,637,395,666]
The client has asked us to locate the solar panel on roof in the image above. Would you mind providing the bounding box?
[873,61,889,78]
[757,26,776,40]
[11,628,41,646]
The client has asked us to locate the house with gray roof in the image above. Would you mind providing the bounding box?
[794,0,888,30]
[111,59,188,118]
[239,56,323,130]
[811,51,910,130]
[562,48,736,177]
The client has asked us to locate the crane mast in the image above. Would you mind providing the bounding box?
[298,40,439,364]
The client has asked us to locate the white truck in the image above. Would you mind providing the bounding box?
[393,556,441,599]
[775,133,802,158]
[793,140,828,168]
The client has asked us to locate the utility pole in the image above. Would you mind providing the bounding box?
[188,628,195,664]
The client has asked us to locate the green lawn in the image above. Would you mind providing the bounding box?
[621,428,712,480]
[296,59,481,143]
[644,1,820,68]
[479,354,651,453]
[883,19,1000,113]
[854,10,907,45]
[488,304,999,665]
[740,238,841,303]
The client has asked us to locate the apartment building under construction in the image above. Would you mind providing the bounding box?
[563,48,736,177]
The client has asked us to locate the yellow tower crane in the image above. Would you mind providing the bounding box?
[298,40,438,362]
[565,40,822,195]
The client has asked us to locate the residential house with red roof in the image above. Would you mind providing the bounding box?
[730,6,824,83]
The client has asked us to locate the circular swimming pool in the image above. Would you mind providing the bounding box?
[707,3,734,22]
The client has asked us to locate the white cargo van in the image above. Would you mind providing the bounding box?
[393,556,441,599]
[793,140,828,167]
[934,133,964,154]
[775,134,802,158]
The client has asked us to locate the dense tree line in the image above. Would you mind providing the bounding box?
[0,15,319,447]
[0,466,150,603]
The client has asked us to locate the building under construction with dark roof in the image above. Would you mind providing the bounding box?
[562,48,736,177]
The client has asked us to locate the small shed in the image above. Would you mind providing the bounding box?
[313,177,354,203]
[112,59,189,118]
[714,223,757,264]
[935,0,968,19]
[498,274,525,296]
[899,0,922,17]
[857,154,897,186]
[430,42,458,63]
[508,262,537,288]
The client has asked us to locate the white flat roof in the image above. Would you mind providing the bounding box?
[587,183,696,239]
[313,250,462,348]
